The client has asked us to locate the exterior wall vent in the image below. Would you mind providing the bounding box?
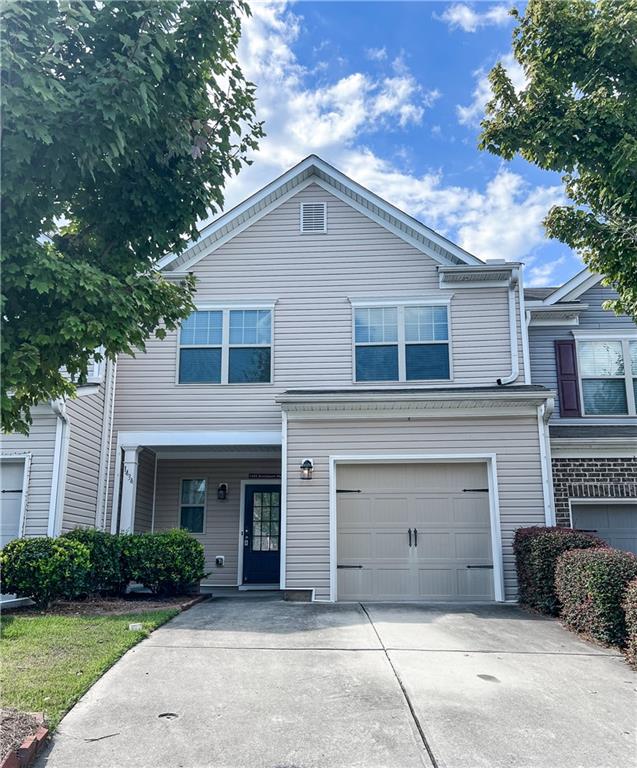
[300,202,327,233]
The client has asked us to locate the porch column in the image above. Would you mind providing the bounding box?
[119,447,139,533]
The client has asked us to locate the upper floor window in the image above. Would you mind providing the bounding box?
[178,308,272,384]
[577,338,637,415]
[354,304,450,382]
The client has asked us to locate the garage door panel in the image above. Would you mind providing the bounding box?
[572,503,637,555]
[337,462,494,601]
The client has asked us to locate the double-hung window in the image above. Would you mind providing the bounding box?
[178,307,272,384]
[354,303,451,382]
[180,479,205,533]
[577,338,637,416]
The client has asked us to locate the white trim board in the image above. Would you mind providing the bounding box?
[327,453,505,604]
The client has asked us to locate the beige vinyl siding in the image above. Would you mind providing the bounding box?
[153,457,281,583]
[62,385,107,532]
[1,409,58,537]
[134,449,155,533]
[106,185,526,522]
[285,415,545,601]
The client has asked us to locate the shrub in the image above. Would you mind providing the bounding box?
[0,537,91,607]
[62,528,126,595]
[121,529,206,595]
[513,526,606,615]
[623,578,637,668]
[555,548,637,646]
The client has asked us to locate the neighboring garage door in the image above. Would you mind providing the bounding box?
[336,462,494,601]
[572,502,637,555]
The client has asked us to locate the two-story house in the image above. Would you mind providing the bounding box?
[527,270,637,552]
[102,155,554,603]
[5,156,634,603]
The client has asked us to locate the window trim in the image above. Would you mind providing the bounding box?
[176,303,275,386]
[179,477,206,534]
[351,301,453,384]
[574,335,637,417]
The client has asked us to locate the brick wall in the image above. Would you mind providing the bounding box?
[552,456,637,526]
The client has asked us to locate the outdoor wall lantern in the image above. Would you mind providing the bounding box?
[300,459,314,480]
[217,483,228,500]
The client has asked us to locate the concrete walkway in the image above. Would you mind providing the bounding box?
[38,598,636,768]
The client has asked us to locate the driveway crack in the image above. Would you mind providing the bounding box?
[359,603,439,768]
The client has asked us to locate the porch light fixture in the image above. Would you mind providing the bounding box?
[300,458,314,480]
[217,483,228,500]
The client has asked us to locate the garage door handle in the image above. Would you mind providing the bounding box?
[466,565,494,569]
[337,565,363,569]
[408,528,412,547]
[414,528,418,547]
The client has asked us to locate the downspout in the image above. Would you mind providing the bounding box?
[96,357,117,531]
[497,267,520,386]
[537,398,556,526]
[48,398,69,536]
[518,265,532,384]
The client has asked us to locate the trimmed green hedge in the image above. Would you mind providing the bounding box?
[513,526,606,615]
[120,529,206,595]
[0,537,91,608]
[62,528,125,595]
[555,548,637,646]
[623,578,637,668]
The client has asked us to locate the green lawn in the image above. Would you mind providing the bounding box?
[0,609,178,729]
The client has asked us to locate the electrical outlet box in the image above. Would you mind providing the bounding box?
[215,555,224,568]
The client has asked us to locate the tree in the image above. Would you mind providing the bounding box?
[1,1,263,434]
[479,0,637,320]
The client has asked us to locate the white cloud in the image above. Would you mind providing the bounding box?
[212,2,563,267]
[457,52,526,126]
[527,257,570,287]
[366,46,387,62]
[438,3,513,33]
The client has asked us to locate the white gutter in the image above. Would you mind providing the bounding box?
[48,399,69,536]
[496,268,520,386]
[519,266,532,384]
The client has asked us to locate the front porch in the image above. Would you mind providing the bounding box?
[111,431,283,588]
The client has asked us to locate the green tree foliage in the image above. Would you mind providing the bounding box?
[479,0,637,319]
[1,1,263,433]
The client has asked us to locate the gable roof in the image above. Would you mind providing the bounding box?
[159,154,484,273]
[527,267,603,306]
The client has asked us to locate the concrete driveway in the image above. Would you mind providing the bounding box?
[39,598,635,768]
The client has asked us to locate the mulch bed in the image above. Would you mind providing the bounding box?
[0,709,40,762]
[2,593,203,617]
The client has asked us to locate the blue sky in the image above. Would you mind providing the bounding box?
[221,1,583,286]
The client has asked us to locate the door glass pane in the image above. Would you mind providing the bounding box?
[228,348,271,383]
[179,348,221,383]
[406,343,450,380]
[582,379,628,415]
[355,345,399,381]
[579,341,624,376]
[180,506,204,533]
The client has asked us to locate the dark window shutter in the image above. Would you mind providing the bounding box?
[555,340,581,417]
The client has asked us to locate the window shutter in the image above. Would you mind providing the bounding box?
[300,203,326,233]
[554,340,581,417]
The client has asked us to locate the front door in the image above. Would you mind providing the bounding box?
[242,484,281,584]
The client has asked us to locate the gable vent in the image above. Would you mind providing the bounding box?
[300,202,327,233]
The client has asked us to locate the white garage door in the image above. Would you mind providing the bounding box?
[0,461,24,549]
[572,502,637,555]
[336,463,494,601]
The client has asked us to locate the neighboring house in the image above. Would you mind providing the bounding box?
[0,358,116,551]
[104,155,554,603]
[526,270,637,552]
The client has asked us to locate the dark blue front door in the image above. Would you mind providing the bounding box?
[242,485,281,584]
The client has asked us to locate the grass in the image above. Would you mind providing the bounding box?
[0,609,178,729]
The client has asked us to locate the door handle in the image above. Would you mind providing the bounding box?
[408,528,412,547]
[414,528,418,547]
